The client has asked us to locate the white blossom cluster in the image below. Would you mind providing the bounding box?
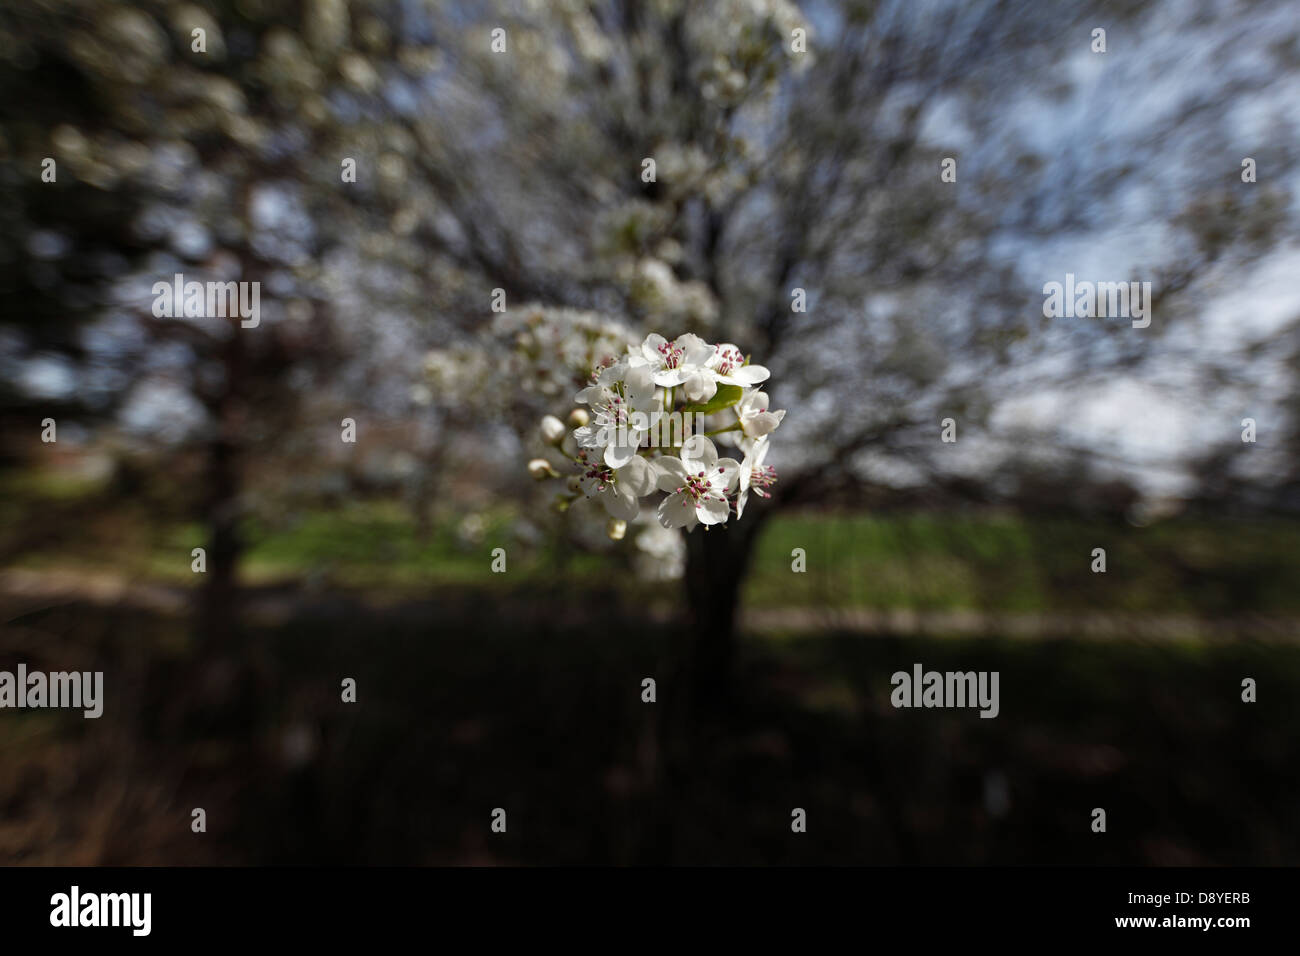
[497,306,640,399]
[422,305,635,410]
[532,331,785,533]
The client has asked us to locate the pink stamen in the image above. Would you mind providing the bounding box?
[713,345,744,376]
[750,464,778,498]
[657,341,686,369]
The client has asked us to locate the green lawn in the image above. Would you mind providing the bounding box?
[746,511,1300,614]
[4,469,1299,614]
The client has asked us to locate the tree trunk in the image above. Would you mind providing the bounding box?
[196,329,247,649]
[682,511,767,710]
[197,431,242,647]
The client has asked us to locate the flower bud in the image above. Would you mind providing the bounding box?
[528,458,559,480]
[606,518,627,541]
[683,370,717,404]
[567,408,590,428]
[539,415,567,446]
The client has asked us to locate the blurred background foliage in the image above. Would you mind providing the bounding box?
[2,0,1299,864]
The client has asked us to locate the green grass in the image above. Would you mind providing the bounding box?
[745,511,1300,614]
[4,467,1299,614]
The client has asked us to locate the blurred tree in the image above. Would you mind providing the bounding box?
[2,0,1297,699]
[0,0,399,640]
[383,0,1299,697]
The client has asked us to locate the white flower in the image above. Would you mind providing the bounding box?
[735,389,786,439]
[573,363,660,468]
[637,332,715,387]
[654,435,740,529]
[517,327,782,537]
[707,343,770,386]
[679,342,766,404]
[735,437,777,518]
[577,450,658,520]
[574,357,629,405]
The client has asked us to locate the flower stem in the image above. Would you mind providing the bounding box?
[704,422,742,437]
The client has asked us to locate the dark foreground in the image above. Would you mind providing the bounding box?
[1,588,1296,865]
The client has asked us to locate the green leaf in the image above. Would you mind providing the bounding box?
[683,383,743,415]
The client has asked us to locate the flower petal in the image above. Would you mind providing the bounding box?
[680,434,718,471]
[574,424,605,449]
[654,456,690,492]
[575,384,606,405]
[653,368,689,387]
[604,483,640,520]
[724,364,769,386]
[597,361,627,385]
[641,333,667,364]
[713,458,741,492]
[658,491,698,528]
[679,334,715,367]
[604,439,640,469]
[624,364,656,403]
[698,495,730,525]
[619,455,657,496]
